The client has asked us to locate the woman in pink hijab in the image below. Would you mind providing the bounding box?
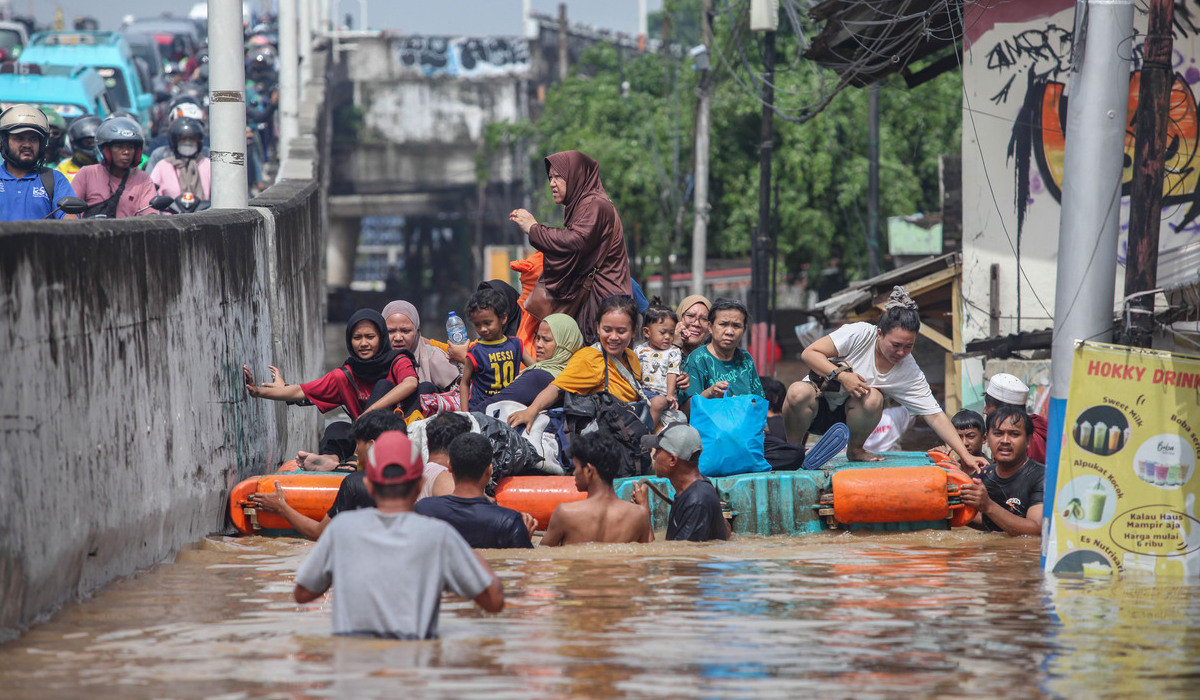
[382,300,461,393]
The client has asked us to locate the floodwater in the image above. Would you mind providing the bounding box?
[1,531,1197,699]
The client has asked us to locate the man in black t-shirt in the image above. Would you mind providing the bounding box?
[415,433,535,548]
[634,423,730,542]
[960,406,1044,537]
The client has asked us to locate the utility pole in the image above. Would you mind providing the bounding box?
[1123,0,1175,347]
[558,3,569,83]
[208,0,248,208]
[1044,0,1134,568]
[866,83,881,277]
[278,0,299,161]
[690,0,712,297]
[750,0,776,371]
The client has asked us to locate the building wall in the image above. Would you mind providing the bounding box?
[0,47,333,639]
[961,1,1200,344]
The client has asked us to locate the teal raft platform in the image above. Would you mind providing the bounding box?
[610,451,961,536]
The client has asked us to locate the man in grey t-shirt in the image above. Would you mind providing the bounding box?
[294,431,504,639]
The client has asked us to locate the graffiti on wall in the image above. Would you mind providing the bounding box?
[395,37,530,78]
[987,24,1200,234]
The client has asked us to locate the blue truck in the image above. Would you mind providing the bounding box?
[18,31,154,128]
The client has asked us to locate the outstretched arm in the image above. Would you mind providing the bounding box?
[507,382,564,431]
[248,481,330,540]
[244,365,306,402]
[924,412,988,474]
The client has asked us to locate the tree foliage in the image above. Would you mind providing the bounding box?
[494,3,963,290]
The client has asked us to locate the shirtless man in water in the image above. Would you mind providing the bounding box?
[540,432,652,546]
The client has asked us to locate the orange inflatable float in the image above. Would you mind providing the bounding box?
[229,472,346,535]
[829,466,977,526]
[494,475,585,530]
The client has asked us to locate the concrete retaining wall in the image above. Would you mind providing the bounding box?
[0,57,331,640]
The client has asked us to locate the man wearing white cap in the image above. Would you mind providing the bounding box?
[293,431,503,638]
[984,373,1047,463]
[634,423,730,541]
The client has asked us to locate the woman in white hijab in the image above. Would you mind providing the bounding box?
[382,300,461,393]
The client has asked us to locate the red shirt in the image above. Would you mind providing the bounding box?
[300,354,416,418]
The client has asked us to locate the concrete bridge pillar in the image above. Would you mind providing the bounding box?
[327,215,361,289]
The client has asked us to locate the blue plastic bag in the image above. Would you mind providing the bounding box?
[690,395,771,477]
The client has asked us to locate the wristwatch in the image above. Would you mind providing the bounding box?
[826,367,846,383]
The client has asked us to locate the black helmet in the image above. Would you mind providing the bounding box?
[0,104,50,167]
[67,115,102,162]
[95,116,144,165]
[168,117,205,157]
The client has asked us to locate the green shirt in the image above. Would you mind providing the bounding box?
[682,345,764,402]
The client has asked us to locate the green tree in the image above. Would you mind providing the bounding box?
[490,3,962,293]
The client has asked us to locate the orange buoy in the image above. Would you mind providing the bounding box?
[494,475,585,530]
[831,467,951,524]
[926,449,952,463]
[944,468,979,528]
[229,472,347,535]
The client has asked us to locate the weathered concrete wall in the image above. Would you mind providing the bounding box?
[0,54,331,641]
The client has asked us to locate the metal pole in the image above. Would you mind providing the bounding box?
[1123,0,1174,347]
[297,0,312,84]
[866,83,881,277]
[638,0,648,51]
[278,0,299,161]
[1045,0,1134,562]
[208,0,248,208]
[751,30,775,369]
[690,0,712,297]
[558,3,569,82]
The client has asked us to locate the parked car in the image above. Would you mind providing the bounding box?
[19,31,154,128]
[0,63,114,121]
[0,20,29,61]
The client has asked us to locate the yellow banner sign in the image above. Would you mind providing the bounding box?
[1045,342,1200,577]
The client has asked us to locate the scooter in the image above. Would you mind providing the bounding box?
[166,192,210,214]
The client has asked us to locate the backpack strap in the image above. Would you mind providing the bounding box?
[38,168,54,208]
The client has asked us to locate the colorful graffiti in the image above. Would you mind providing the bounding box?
[1033,72,1200,213]
[994,22,1200,234]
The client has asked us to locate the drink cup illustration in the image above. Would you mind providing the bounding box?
[1085,479,1107,522]
[1155,462,1170,486]
[1092,421,1108,454]
[1167,462,1181,486]
[1079,421,1092,449]
[1107,424,1122,453]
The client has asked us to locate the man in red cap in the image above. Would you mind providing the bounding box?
[293,431,504,638]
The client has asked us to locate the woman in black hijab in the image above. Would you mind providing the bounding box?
[243,309,420,461]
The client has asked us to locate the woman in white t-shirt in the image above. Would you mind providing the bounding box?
[782,287,988,471]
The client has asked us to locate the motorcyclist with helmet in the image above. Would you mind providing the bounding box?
[55,114,102,182]
[0,104,77,221]
[150,117,210,203]
[39,107,70,162]
[145,98,208,174]
[71,116,159,218]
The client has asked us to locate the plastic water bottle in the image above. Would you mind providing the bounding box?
[446,312,469,344]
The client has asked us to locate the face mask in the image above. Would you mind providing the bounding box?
[177,142,199,157]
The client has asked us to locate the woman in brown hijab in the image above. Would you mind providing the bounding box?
[509,150,631,343]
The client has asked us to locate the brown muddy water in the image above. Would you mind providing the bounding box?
[1,530,1196,699]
